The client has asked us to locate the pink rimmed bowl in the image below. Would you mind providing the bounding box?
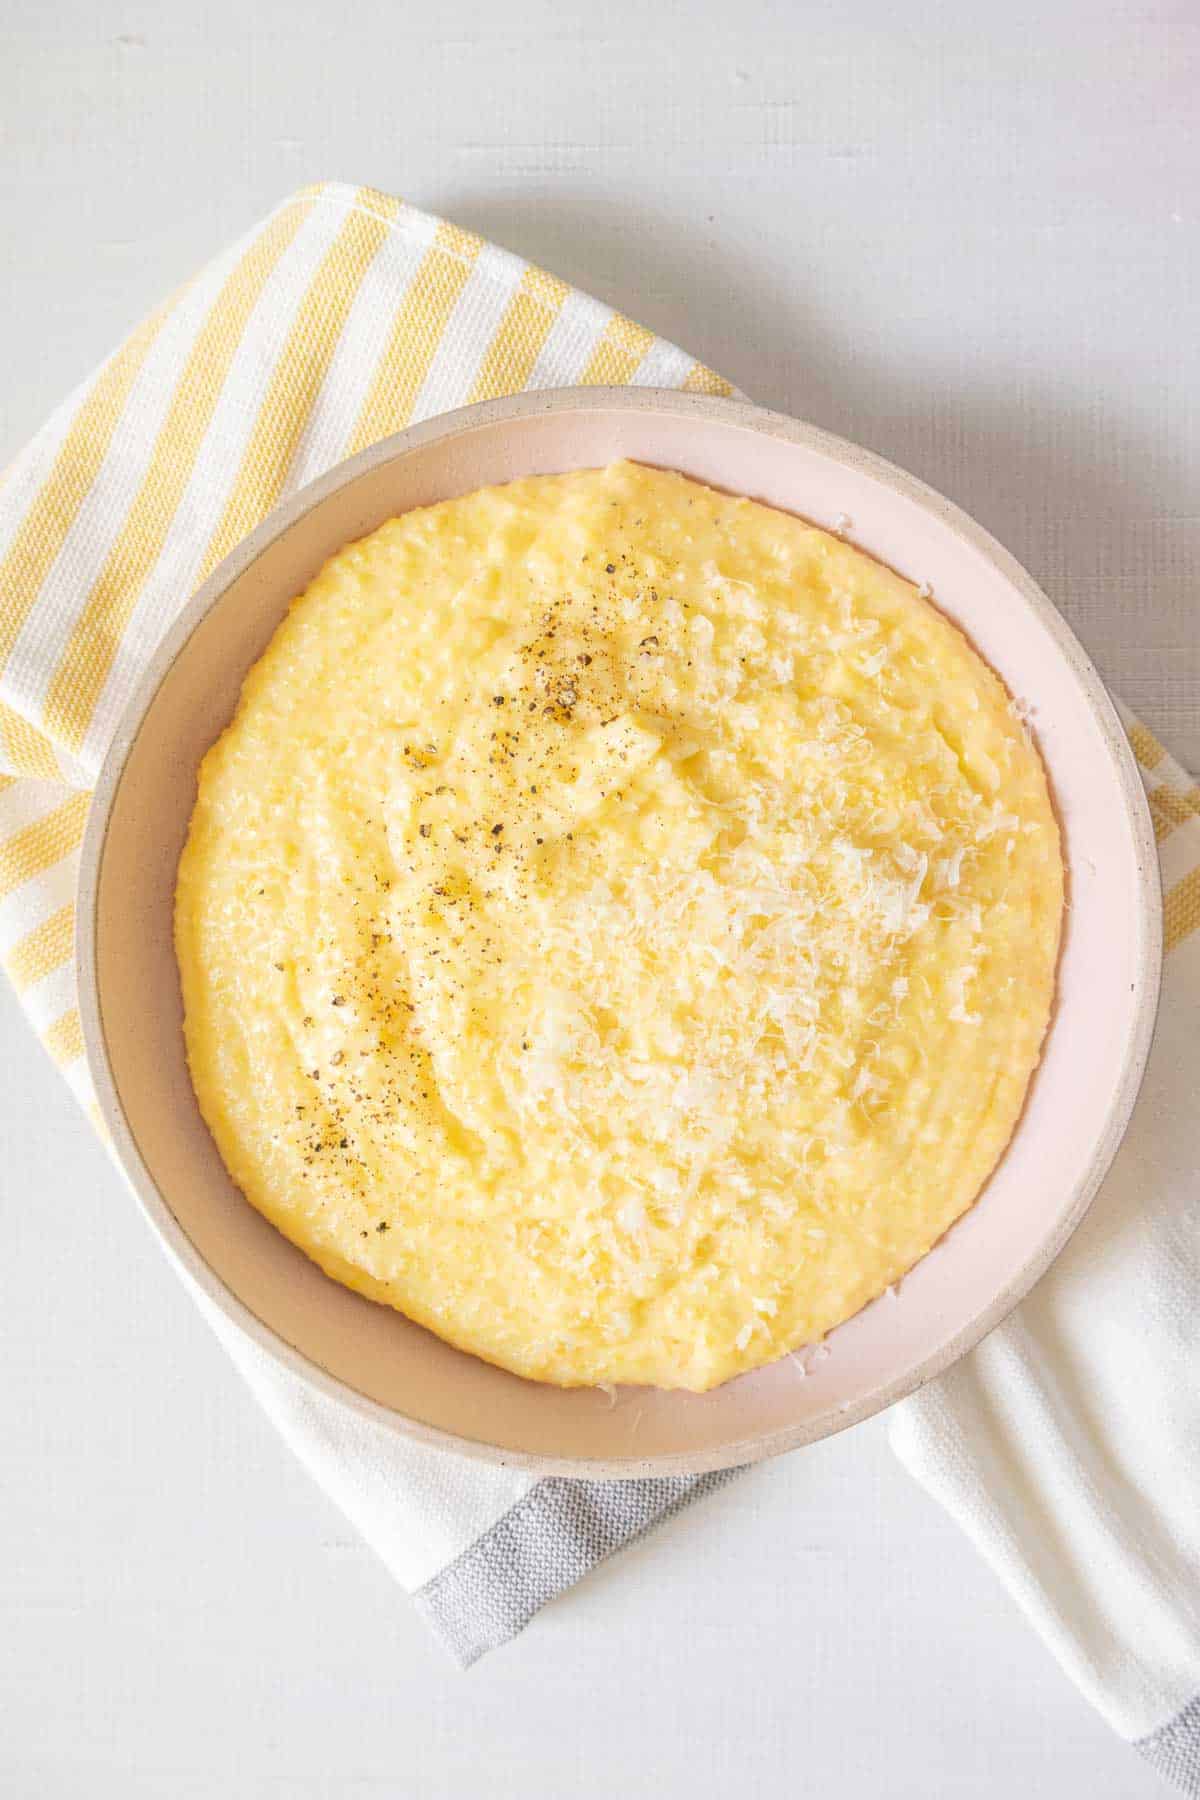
[77,389,1161,1476]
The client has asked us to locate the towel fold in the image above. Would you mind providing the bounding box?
[892,709,1200,1792]
[1,183,1195,1788]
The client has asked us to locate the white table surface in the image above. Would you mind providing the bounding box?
[2,3,1195,1795]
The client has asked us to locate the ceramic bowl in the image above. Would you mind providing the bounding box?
[78,389,1161,1476]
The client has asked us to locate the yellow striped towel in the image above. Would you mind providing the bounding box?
[2,184,1198,1746]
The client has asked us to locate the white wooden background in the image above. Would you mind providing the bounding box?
[2,3,1196,1795]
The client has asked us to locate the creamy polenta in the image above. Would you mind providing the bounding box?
[175,462,1062,1392]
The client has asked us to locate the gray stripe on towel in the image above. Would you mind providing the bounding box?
[414,1470,742,1667]
[1138,1692,1200,1797]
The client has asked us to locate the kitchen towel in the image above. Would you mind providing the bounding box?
[0,182,1195,1786]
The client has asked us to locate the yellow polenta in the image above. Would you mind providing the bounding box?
[175,462,1062,1392]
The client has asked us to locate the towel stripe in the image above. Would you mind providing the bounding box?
[5,900,74,992]
[1164,865,1200,952]
[282,192,404,488]
[195,188,398,587]
[0,846,80,953]
[0,295,180,684]
[0,791,88,901]
[348,221,484,454]
[43,1005,84,1067]
[467,267,570,403]
[629,336,698,390]
[410,254,515,420]
[21,953,79,1035]
[1149,782,1200,842]
[1127,720,1168,771]
[0,699,61,782]
[7,262,248,726]
[41,196,317,758]
[683,362,735,396]
[76,197,355,773]
[580,315,657,386]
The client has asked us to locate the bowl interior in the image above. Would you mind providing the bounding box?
[83,392,1159,1475]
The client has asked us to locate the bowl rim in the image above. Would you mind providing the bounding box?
[77,386,1163,1477]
